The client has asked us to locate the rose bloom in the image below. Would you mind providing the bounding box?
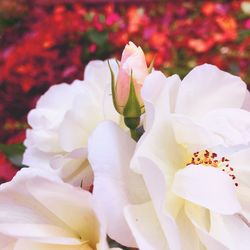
[23,59,123,188]
[115,41,148,114]
[88,64,250,249]
[0,168,118,250]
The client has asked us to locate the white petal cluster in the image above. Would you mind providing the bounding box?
[23,59,123,187]
[0,168,110,250]
[88,64,250,250]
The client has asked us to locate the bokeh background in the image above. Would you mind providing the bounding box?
[0,0,250,182]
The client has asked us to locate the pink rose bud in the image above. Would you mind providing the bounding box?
[115,41,149,114]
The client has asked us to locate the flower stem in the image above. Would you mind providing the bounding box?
[130,126,144,142]
[124,117,143,142]
[130,128,140,141]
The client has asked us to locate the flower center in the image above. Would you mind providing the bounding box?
[186,150,238,187]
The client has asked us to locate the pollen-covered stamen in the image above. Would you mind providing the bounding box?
[186,150,238,187]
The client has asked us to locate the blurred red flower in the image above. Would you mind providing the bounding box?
[0,153,18,183]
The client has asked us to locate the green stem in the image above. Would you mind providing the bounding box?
[130,128,140,142]
[124,116,142,142]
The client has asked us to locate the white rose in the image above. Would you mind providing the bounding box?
[23,59,123,187]
[0,168,112,250]
[88,64,250,249]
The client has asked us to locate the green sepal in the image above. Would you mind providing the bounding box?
[123,72,141,119]
[108,60,119,112]
[115,59,120,67]
[148,55,156,73]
